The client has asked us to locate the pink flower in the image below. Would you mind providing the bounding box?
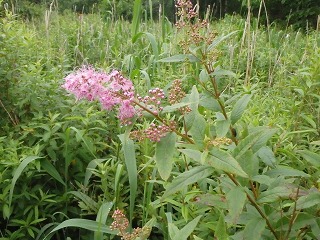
[62,65,136,125]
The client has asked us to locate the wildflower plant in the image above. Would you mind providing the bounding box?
[61,0,320,239]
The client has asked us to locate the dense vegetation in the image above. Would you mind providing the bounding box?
[0,0,319,239]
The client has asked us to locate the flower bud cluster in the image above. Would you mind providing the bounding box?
[110,209,149,240]
[174,0,215,50]
[110,209,129,233]
[137,88,165,115]
[169,79,191,114]
[62,65,135,125]
[130,121,176,142]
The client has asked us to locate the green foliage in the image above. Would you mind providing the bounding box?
[0,2,319,240]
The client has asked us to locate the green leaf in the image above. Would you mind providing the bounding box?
[257,147,276,167]
[70,127,97,159]
[84,159,109,187]
[94,202,114,240]
[243,218,266,240]
[193,193,227,209]
[211,68,236,78]
[215,212,229,240]
[207,148,248,178]
[162,166,213,199]
[258,186,296,203]
[237,149,259,178]
[179,149,202,163]
[69,191,98,211]
[296,192,320,210]
[265,166,310,178]
[9,156,43,212]
[119,132,138,226]
[207,31,238,51]
[158,54,200,63]
[233,128,277,161]
[298,150,320,167]
[216,119,231,138]
[189,113,207,148]
[230,94,251,125]
[46,219,117,239]
[173,215,202,240]
[132,0,142,36]
[226,187,247,224]
[155,132,177,181]
[132,32,159,59]
[40,159,65,186]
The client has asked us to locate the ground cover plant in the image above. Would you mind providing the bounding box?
[0,0,319,239]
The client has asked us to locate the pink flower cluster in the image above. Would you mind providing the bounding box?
[62,65,135,124]
[136,88,165,115]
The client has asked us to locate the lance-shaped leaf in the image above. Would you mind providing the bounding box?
[258,185,296,203]
[215,212,229,240]
[206,148,248,178]
[243,218,266,240]
[230,94,251,125]
[298,150,320,167]
[172,215,202,240]
[162,166,213,199]
[296,192,320,210]
[132,32,159,59]
[207,31,238,51]
[226,187,247,224]
[155,132,177,181]
[158,54,200,63]
[119,132,137,226]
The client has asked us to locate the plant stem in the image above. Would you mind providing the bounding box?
[226,172,280,240]
[133,100,194,144]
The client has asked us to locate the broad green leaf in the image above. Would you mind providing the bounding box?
[119,132,137,226]
[155,132,177,181]
[168,223,180,239]
[233,128,277,161]
[207,31,238,51]
[257,147,276,167]
[226,187,247,224]
[158,54,200,63]
[243,218,266,240]
[230,94,251,125]
[265,166,310,178]
[215,212,229,240]
[84,159,109,187]
[179,149,201,163]
[296,192,320,210]
[211,67,236,78]
[298,150,320,167]
[40,158,65,186]
[9,156,43,211]
[258,186,296,203]
[162,102,192,113]
[47,219,117,239]
[207,148,248,178]
[216,119,231,137]
[192,193,227,209]
[162,166,213,199]
[189,113,207,148]
[199,69,210,83]
[237,149,259,178]
[199,94,221,112]
[173,215,202,240]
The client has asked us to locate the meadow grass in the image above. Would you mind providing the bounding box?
[1,8,319,240]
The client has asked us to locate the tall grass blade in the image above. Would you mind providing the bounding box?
[119,130,138,227]
[45,219,117,239]
[132,0,142,37]
[9,156,43,213]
